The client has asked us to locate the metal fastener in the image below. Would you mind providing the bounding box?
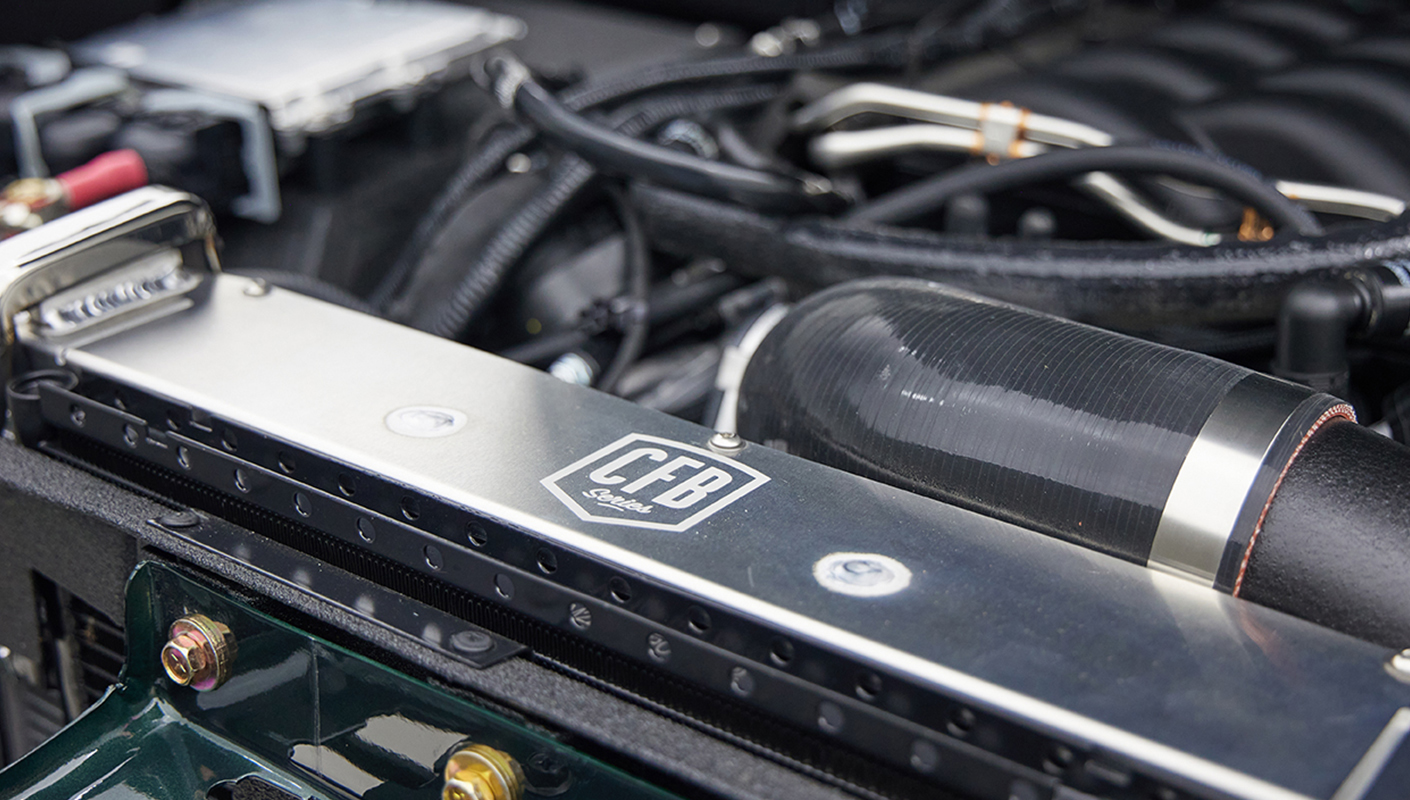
[444,743,525,800]
[708,431,746,455]
[161,614,235,691]
[449,630,494,654]
[1389,648,1410,681]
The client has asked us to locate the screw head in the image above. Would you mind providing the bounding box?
[444,743,525,800]
[450,630,494,655]
[162,614,235,691]
[157,511,199,529]
[708,431,745,455]
[1389,649,1410,681]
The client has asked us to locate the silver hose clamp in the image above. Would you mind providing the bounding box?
[1148,373,1353,589]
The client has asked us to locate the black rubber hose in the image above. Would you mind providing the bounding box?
[736,276,1347,588]
[846,143,1325,236]
[630,183,1410,327]
[1242,419,1410,648]
[380,0,1078,323]
[227,269,380,316]
[416,84,784,339]
[370,124,536,311]
[380,0,1074,312]
[500,328,591,364]
[496,60,840,213]
[598,186,652,394]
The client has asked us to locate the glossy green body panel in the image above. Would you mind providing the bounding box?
[0,562,680,800]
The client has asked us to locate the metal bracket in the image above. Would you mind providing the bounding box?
[10,68,129,179]
[148,511,525,670]
[140,90,282,223]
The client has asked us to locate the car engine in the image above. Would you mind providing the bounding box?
[4,2,1410,800]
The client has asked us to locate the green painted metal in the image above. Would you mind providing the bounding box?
[0,562,681,800]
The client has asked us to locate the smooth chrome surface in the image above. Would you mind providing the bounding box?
[1148,375,1314,586]
[808,125,1048,168]
[0,187,215,379]
[21,276,1410,800]
[73,0,524,142]
[790,83,1114,148]
[1275,181,1407,222]
[1330,708,1410,800]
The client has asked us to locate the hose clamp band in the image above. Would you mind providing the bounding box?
[1147,374,1347,588]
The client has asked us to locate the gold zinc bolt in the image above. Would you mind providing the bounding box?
[443,743,525,800]
[161,614,235,691]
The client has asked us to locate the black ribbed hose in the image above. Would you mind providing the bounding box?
[415,84,783,339]
[378,0,1079,312]
[630,183,1410,327]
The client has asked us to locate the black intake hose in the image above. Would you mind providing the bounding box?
[632,184,1410,327]
[736,278,1356,611]
[1243,420,1410,648]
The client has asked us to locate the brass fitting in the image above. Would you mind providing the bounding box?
[443,743,524,800]
[161,614,235,691]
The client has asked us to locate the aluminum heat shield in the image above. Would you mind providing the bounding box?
[72,0,524,141]
[16,275,1410,800]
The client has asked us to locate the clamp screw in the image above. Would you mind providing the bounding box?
[708,431,746,454]
[161,614,235,691]
[1390,649,1410,681]
[444,743,524,800]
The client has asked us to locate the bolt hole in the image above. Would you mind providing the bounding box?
[401,496,420,521]
[424,544,443,570]
[536,548,558,574]
[220,427,238,453]
[609,577,632,604]
[176,446,191,470]
[770,638,795,667]
[293,491,312,517]
[686,607,711,635]
[337,473,357,497]
[233,468,250,493]
[123,424,140,448]
[356,517,376,542]
[466,521,488,547]
[166,410,182,430]
[494,574,515,600]
[856,671,882,701]
[277,451,296,474]
[70,405,85,426]
[113,391,128,411]
[948,707,976,738]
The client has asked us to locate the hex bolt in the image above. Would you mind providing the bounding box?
[161,614,235,691]
[443,743,525,800]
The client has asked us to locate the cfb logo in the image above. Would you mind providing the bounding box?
[542,434,770,532]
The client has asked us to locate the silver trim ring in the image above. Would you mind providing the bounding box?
[1147,376,1318,586]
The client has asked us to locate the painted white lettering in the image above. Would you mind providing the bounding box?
[588,447,667,485]
[620,455,703,494]
[653,467,733,509]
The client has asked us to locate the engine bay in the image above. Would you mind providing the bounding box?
[5,2,1410,799]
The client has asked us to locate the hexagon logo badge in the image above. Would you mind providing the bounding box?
[541,433,770,532]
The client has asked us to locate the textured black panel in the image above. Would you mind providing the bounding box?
[1243,420,1410,648]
